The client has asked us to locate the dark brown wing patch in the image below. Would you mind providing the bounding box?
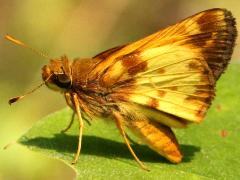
[121,53,148,75]
[184,9,237,80]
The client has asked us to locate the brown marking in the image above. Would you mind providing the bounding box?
[184,30,232,52]
[220,130,228,137]
[196,105,208,119]
[185,96,197,102]
[169,86,178,91]
[199,74,211,84]
[198,10,235,33]
[205,96,213,104]
[203,68,210,75]
[195,84,213,90]
[185,95,212,105]
[121,53,147,75]
[149,98,159,108]
[196,10,221,28]
[195,90,212,97]
[194,10,237,81]
[185,37,207,47]
[183,33,213,48]
[158,90,166,97]
[158,68,166,74]
[128,62,148,75]
[199,75,208,83]
[199,21,225,33]
[188,61,202,71]
[121,53,139,67]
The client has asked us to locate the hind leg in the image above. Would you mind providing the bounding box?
[112,111,149,171]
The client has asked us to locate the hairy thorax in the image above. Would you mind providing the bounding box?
[71,58,114,117]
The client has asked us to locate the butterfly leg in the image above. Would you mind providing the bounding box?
[61,112,75,133]
[61,93,76,133]
[71,93,84,164]
[126,133,137,145]
[112,111,149,171]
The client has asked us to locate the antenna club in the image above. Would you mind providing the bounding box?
[8,96,24,105]
[5,34,50,60]
[5,35,25,46]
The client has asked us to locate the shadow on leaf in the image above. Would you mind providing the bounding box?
[19,133,200,163]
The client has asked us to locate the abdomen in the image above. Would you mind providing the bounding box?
[127,118,183,163]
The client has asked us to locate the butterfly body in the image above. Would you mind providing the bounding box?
[8,8,237,170]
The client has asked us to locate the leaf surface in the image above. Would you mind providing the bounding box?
[18,64,240,180]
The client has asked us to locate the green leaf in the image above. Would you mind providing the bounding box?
[18,64,240,180]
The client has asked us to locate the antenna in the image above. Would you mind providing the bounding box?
[5,35,50,60]
[8,74,53,105]
[8,82,45,105]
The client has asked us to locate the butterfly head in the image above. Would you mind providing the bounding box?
[42,56,72,92]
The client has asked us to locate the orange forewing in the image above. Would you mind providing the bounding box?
[88,8,237,163]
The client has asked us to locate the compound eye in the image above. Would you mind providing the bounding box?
[53,73,71,88]
[57,73,71,84]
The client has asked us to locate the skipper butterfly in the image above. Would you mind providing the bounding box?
[6,8,237,170]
